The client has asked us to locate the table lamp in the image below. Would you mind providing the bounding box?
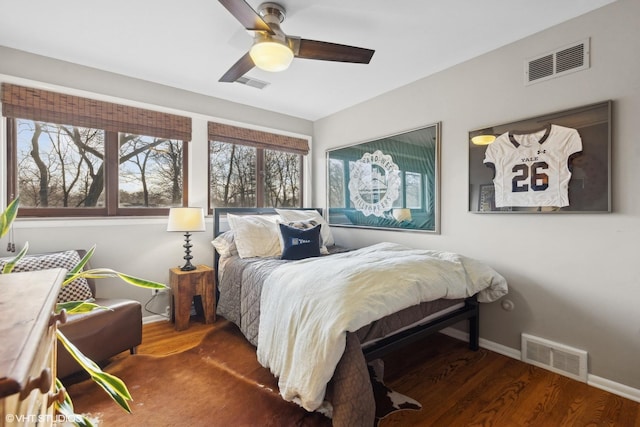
[167,207,206,271]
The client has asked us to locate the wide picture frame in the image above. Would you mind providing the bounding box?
[326,123,441,233]
[469,101,612,213]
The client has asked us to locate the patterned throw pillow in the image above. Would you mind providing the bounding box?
[43,251,94,303]
[0,250,94,303]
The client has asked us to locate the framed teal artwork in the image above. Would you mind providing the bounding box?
[326,123,441,233]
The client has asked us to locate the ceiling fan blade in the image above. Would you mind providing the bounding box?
[219,52,255,82]
[218,0,274,34]
[294,39,374,64]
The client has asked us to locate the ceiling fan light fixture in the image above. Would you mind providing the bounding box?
[249,40,294,72]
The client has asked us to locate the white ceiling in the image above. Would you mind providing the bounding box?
[0,0,615,121]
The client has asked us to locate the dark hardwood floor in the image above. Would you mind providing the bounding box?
[123,319,639,426]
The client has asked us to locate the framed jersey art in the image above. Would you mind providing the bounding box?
[469,101,611,213]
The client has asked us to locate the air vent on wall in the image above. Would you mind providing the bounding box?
[236,76,270,90]
[521,333,588,382]
[525,38,590,85]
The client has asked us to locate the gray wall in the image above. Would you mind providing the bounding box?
[313,0,640,390]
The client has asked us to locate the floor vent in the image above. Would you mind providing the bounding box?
[236,76,270,90]
[521,333,588,382]
[525,38,590,85]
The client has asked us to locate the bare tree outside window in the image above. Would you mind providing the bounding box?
[13,119,186,214]
[209,140,302,209]
[209,141,257,207]
[119,134,183,207]
[16,119,106,208]
[264,149,300,208]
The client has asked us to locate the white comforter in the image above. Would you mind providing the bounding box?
[257,242,508,412]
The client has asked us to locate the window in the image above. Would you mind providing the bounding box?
[14,120,106,209]
[208,122,307,210]
[404,171,423,209]
[209,141,257,207]
[328,158,346,208]
[264,148,301,207]
[2,84,191,217]
[119,133,185,209]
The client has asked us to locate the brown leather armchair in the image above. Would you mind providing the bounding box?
[57,249,142,379]
[58,288,142,379]
[0,249,143,379]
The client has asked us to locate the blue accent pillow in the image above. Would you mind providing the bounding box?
[279,223,322,260]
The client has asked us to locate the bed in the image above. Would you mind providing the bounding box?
[212,207,508,426]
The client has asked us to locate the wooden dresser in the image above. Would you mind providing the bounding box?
[0,269,67,427]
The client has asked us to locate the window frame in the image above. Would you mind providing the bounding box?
[207,140,304,211]
[207,121,309,212]
[2,83,192,218]
[6,118,189,217]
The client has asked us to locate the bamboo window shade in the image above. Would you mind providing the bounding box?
[208,121,309,155]
[1,83,192,141]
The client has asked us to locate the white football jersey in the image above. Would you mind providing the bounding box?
[483,124,582,207]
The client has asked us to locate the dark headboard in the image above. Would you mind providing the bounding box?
[212,208,324,279]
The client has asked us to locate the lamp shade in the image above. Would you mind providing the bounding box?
[167,207,205,232]
[249,40,294,72]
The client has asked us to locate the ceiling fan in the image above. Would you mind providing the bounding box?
[218,0,375,83]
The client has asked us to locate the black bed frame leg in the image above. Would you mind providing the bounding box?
[469,302,480,351]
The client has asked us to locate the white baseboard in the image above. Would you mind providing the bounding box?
[440,327,520,360]
[439,327,640,403]
[479,337,522,360]
[588,375,640,403]
[438,326,468,342]
[142,314,169,325]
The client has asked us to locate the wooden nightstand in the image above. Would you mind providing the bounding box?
[169,265,216,331]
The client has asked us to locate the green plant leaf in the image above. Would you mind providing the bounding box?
[56,300,107,314]
[56,330,132,413]
[65,268,167,290]
[91,371,133,412]
[54,378,94,427]
[1,200,160,417]
[68,245,96,277]
[1,241,29,274]
[0,196,19,239]
[56,329,101,372]
[116,272,168,290]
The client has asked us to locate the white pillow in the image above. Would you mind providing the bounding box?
[211,231,238,257]
[276,209,335,246]
[227,214,281,258]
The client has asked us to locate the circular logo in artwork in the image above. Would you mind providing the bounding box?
[348,150,401,217]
